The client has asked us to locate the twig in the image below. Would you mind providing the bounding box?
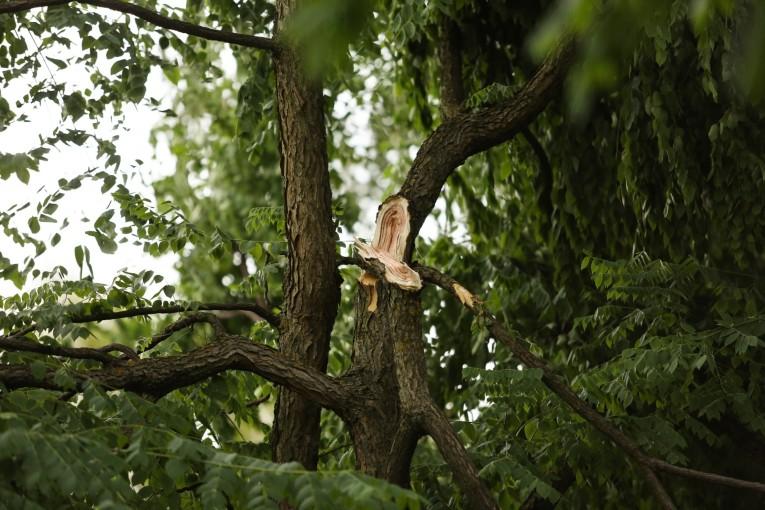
[138,313,225,354]
[246,394,270,408]
[0,335,133,364]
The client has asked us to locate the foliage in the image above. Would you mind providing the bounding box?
[0,385,421,509]
[1,0,765,508]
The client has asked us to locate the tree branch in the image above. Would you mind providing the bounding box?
[138,312,224,353]
[397,39,575,257]
[0,335,137,364]
[271,0,341,470]
[0,334,356,412]
[414,263,765,506]
[437,16,465,119]
[419,402,499,510]
[0,301,280,342]
[0,0,278,51]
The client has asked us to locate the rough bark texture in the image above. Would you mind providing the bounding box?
[0,335,356,409]
[438,16,465,119]
[347,200,422,483]
[349,200,499,508]
[271,0,341,470]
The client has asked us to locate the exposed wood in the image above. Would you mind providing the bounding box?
[358,272,379,312]
[355,196,421,292]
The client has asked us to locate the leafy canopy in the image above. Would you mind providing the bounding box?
[1,0,765,508]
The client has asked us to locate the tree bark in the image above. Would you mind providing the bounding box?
[271,0,341,470]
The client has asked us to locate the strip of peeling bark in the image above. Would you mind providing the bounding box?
[0,335,357,411]
[272,0,341,470]
[397,39,576,257]
[414,263,765,507]
[0,0,278,50]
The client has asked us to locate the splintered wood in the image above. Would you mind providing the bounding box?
[452,283,476,309]
[356,196,422,312]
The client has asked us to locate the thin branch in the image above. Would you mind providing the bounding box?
[0,334,357,412]
[0,335,135,364]
[0,301,280,342]
[318,442,352,459]
[419,402,499,510]
[138,312,224,354]
[246,394,270,408]
[414,263,765,505]
[649,459,765,493]
[0,0,278,51]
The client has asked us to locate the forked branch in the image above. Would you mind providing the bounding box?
[397,39,576,254]
[0,334,355,411]
[0,0,278,50]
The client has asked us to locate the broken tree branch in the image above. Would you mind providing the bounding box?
[0,0,278,51]
[414,263,765,507]
[354,197,422,312]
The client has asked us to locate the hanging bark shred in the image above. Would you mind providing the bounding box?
[355,197,422,312]
[452,282,476,309]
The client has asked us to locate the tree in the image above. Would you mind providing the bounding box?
[1,0,765,508]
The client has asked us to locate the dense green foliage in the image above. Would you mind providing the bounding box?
[2,0,765,508]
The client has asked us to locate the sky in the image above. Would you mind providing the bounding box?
[0,62,179,298]
[0,3,448,303]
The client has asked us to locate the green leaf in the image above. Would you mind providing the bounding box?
[30,361,47,380]
[74,245,84,275]
[28,217,40,234]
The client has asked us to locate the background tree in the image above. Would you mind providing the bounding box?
[1,0,765,508]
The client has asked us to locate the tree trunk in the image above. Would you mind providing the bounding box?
[271,0,341,469]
